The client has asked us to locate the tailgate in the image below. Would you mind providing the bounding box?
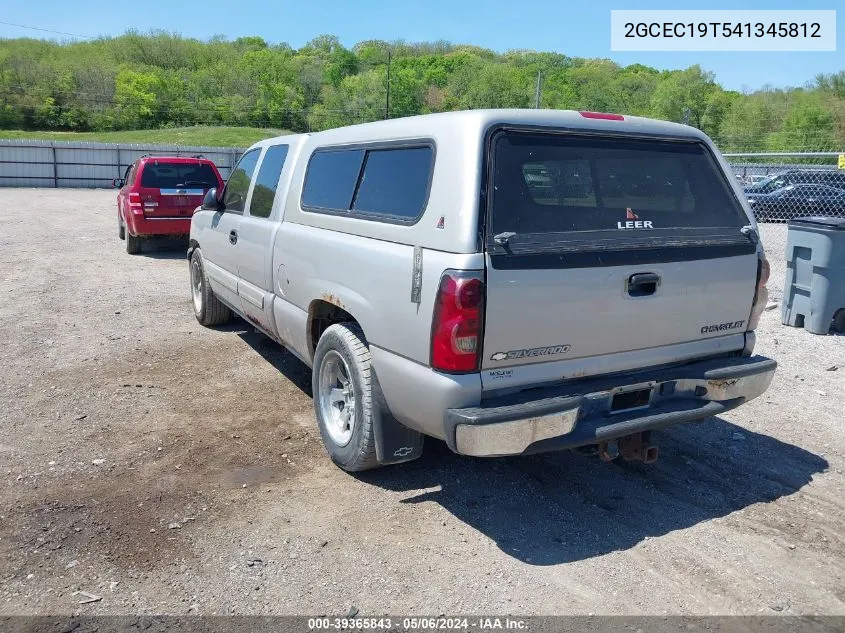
[151,187,205,216]
[139,162,218,217]
[482,129,757,383]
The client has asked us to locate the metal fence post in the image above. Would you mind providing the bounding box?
[50,142,58,188]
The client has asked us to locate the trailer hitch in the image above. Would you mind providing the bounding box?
[598,431,659,464]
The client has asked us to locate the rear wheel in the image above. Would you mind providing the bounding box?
[833,309,845,333]
[190,248,232,326]
[125,231,142,254]
[118,213,125,240]
[313,323,380,472]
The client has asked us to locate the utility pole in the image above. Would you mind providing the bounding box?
[682,107,691,125]
[534,71,543,109]
[385,50,392,120]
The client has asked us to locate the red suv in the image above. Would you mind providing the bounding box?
[115,156,224,254]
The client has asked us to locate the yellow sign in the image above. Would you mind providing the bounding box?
[839,154,845,170]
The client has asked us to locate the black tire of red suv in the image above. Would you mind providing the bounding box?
[833,309,845,334]
[125,232,142,254]
[118,215,125,240]
[190,249,232,327]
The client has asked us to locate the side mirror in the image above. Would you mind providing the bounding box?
[202,187,222,211]
[112,178,124,188]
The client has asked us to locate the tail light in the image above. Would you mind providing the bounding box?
[747,254,770,330]
[142,193,158,211]
[430,271,484,373]
[128,192,143,215]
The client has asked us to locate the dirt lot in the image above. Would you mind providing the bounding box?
[0,188,843,616]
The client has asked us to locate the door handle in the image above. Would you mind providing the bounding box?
[229,229,238,245]
[627,272,660,297]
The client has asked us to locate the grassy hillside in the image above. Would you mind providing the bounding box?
[0,126,289,147]
[1,33,842,150]
[0,31,845,152]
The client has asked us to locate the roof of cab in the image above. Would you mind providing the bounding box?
[255,109,709,151]
[247,133,307,150]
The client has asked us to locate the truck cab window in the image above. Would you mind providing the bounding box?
[223,149,261,213]
[248,145,290,219]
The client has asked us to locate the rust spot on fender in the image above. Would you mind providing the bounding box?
[321,292,346,310]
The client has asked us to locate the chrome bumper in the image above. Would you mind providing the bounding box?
[446,355,777,457]
[455,409,580,457]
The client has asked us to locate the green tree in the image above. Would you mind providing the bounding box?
[0,31,841,147]
[649,65,717,128]
[815,71,845,99]
[700,90,739,142]
[318,69,389,129]
[446,61,532,109]
[567,60,625,113]
[767,93,837,151]
[718,93,777,152]
[614,64,659,115]
[113,68,160,128]
[388,66,424,117]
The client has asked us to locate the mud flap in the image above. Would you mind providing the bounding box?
[370,368,424,464]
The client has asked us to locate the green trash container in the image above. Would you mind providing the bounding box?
[781,216,845,334]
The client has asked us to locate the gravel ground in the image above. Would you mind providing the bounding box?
[0,188,843,616]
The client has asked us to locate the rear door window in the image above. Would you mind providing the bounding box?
[248,145,289,219]
[352,147,432,220]
[223,149,261,213]
[491,132,747,240]
[302,149,365,211]
[140,163,219,189]
[302,145,433,223]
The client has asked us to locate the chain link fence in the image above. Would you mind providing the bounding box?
[727,153,845,223]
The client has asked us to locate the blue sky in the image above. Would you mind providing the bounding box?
[1,0,842,91]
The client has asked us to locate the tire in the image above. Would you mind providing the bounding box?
[312,323,380,472]
[189,248,232,326]
[125,231,142,254]
[833,309,845,334]
[118,213,125,240]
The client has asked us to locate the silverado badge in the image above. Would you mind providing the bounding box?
[491,344,571,362]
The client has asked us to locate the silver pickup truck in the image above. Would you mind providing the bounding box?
[188,109,776,471]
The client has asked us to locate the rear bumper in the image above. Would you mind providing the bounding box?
[445,355,776,457]
[125,213,192,237]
